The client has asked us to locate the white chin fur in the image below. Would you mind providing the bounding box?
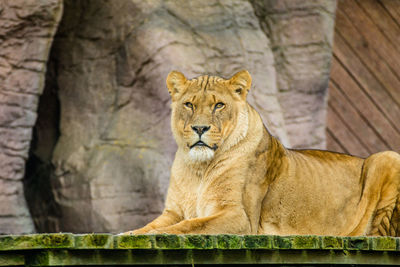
[188,146,215,162]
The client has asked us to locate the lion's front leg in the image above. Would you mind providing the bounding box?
[149,209,251,235]
[123,210,181,235]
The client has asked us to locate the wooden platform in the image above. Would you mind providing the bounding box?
[327,0,400,157]
[0,234,400,266]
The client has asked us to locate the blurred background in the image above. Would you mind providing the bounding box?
[0,0,398,234]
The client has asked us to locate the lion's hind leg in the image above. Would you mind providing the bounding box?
[365,151,400,236]
[346,151,400,236]
[368,194,398,236]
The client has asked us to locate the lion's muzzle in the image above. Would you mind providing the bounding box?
[190,140,218,151]
[191,125,210,137]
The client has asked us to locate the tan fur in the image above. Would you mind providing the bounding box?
[125,70,400,236]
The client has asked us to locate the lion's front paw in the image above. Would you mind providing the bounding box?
[119,231,134,235]
[120,228,152,235]
[147,228,183,235]
[147,229,172,234]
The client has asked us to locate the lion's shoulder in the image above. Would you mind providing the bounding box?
[289,149,364,162]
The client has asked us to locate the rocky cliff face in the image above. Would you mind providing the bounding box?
[0,0,335,234]
[252,0,336,148]
[0,0,63,234]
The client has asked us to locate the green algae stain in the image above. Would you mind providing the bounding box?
[321,236,344,249]
[291,235,320,249]
[25,250,50,266]
[272,235,320,250]
[345,237,369,250]
[37,234,73,248]
[371,237,396,251]
[75,234,112,249]
[0,234,73,251]
[155,235,181,249]
[273,236,291,249]
[216,235,243,249]
[0,252,24,266]
[243,235,273,249]
[116,235,154,249]
[181,235,215,249]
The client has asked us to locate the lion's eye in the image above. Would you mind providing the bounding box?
[215,102,225,109]
[184,102,193,109]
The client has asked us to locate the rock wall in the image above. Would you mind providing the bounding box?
[0,0,63,234]
[0,0,335,233]
[252,0,336,148]
[33,0,292,233]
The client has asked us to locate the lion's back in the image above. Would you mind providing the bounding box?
[259,149,365,235]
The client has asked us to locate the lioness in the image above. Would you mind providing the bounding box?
[125,70,400,236]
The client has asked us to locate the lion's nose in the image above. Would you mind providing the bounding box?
[191,125,210,137]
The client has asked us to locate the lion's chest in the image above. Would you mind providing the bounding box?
[179,181,212,220]
[182,193,198,219]
[172,159,225,220]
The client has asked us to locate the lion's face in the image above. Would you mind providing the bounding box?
[166,70,252,162]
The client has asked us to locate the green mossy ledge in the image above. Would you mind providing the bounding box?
[0,234,400,266]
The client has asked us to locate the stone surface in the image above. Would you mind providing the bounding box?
[0,0,63,234]
[252,0,336,148]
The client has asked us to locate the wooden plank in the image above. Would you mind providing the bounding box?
[339,0,400,84]
[335,8,400,107]
[328,81,389,153]
[357,0,400,54]
[327,104,369,158]
[330,56,400,151]
[326,128,347,154]
[332,31,400,135]
[380,0,400,26]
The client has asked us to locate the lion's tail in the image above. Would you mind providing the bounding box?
[373,152,400,236]
[392,169,400,236]
[362,151,400,236]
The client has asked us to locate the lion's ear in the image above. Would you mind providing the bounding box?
[166,71,187,100]
[229,70,252,100]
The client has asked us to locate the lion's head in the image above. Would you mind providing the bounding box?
[166,70,252,162]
